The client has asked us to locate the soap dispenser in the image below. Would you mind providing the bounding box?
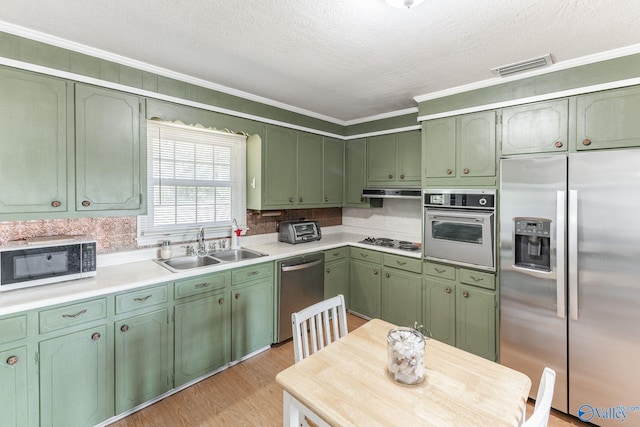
[231,219,241,249]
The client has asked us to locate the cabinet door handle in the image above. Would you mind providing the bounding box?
[400,174,405,180]
[6,355,18,365]
[218,297,225,305]
[469,276,484,283]
[385,273,390,278]
[235,293,240,299]
[445,287,452,294]
[463,168,470,175]
[91,332,101,341]
[299,197,303,203]
[582,138,592,146]
[120,324,129,332]
[289,197,294,203]
[51,200,61,208]
[195,283,210,289]
[81,200,91,207]
[446,168,453,175]
[133,295,152,302]
[554,141,563,148]
[62,309,87,319]
[326,268,331,273]
[325,197,329,202]
[373,270,378,276]
[388,174,393,179]
[463,291,470,298]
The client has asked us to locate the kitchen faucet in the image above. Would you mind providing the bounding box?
[197,227,206,256]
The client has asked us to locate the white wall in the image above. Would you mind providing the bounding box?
[342,198,422,242]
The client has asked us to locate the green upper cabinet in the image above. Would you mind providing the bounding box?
[248,124,341,209]
[423,111,496,187]
[576,86,640,150]
[501,99,569,155]
[322,137,344,206]
[367,130,421,186]
[0,67,69,215]
[75,84,145,213]
[344,138,370,207]
[296,131,324,206]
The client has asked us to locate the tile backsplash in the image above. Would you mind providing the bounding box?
[0,208,343,254]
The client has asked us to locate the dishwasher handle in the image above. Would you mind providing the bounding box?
[281,258,323,272]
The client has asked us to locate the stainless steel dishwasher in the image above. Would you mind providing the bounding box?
[276,252,325,343]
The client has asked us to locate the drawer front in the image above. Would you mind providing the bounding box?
[350,247,382,264]
[383,254,422,274]
[39,298,107,333]
[459,269,495,290]
[424,262,456,281]
[232,262,272,285]
[115,284,169,314]
[324,246,348,261]
[0,314,27,345]
[175,272,230,299]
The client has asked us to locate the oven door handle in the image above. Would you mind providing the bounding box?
[427,211,494,223]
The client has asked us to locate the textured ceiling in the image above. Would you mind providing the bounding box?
[1,0,639,123]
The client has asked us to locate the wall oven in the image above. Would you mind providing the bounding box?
[424,189,496,272]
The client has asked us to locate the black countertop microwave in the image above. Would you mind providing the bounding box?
[0,236,97,292]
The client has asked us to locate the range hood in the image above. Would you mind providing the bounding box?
[362,187,422,199]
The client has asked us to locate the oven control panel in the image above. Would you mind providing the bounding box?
[424,189,496,210]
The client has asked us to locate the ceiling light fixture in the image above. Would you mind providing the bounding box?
[385,0,425,9]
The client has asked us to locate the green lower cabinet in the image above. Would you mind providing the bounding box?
[174,292,231,387]
[115,309,171,413]
[324,257,349,303]
[423,278,456,346]
[231,279,274,360]
[39,324,113,427]
[381,268,422,327]
[456,284,496,361]
[349,259,381,318]
[0,345,29,427]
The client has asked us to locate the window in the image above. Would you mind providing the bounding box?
[137,120,246,245]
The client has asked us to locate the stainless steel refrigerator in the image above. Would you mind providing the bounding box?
[499,150,640,426]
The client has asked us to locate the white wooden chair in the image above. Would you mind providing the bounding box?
[291,294,348,363]
[522,367,556,427]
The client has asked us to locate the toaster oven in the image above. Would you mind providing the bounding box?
[278,221,322,244]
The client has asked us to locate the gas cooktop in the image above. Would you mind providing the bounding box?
[358,237,421,252]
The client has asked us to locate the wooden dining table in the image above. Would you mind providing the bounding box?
[276,318,531,427]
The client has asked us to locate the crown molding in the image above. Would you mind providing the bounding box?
[343,107,419,126]
[414,42,640,104]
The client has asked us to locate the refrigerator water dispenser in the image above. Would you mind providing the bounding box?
[513,218,551,271]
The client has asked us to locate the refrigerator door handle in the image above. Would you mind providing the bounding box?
[569,190,579,320]
[556,191,566,319]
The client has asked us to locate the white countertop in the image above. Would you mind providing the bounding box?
[0,226,422,317]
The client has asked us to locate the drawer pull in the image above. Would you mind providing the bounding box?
[195,283,210,289]
[247,271,259,276]
[445,287,452,294]
[62,309,87,319]
[6,355,18,366]
[463,291,470,298]
[469,276,484,283]
[91,332,101,341]
[133,295,152,302]
[120,324,129,332]
[434,268,446,274]
[396,261,407,266]
[332,252,340,257]
[360,253,368,258]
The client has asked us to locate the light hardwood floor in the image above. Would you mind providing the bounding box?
[111,314,587,427]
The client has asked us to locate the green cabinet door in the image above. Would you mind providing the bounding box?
[367,134,396,184]
[501,99,569,154]
[231,279,274,360]
[349,260,381,318]
[264,125,297,207]
[39,325,112,427]
[297,131,323,206]
[0,346,29,427]
[395,130,421,185]
[324,258,349,304]
[323,137,344,205]
[75,84,144,212]
[382,268,422,327]
[457,111,496,179]
[0,67,68,215]
[114,309,171,413]
[576,86,640,150]
[456,284,496,361]
[423,277,456,346]
[344,138,368,207]
[423,117,456,179]
[174,292,231,386]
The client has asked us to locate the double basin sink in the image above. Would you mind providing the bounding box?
[156,248,268,273]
